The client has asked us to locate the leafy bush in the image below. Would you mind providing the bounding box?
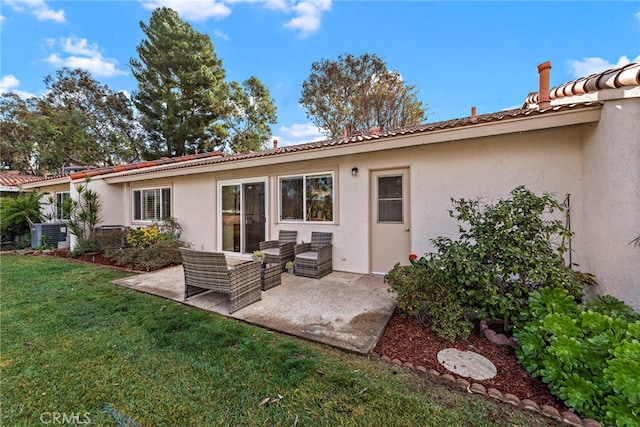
[385,262,473,341]
[67,179,102,255]
[426,186,584,330]
[94,227,130,251]
[106,240,184,271]
[388,186,592,340]
[127,226,160,248]
[104,218,186,271]
[514,288,639,425]
[0,191,43,239]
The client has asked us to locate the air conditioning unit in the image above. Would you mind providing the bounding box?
[31,223,68,249]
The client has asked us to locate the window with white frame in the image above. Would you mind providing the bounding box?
[55,192,71,221]
[133,188,171,221]
[279,172,333,222]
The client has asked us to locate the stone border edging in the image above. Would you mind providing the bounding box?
[371,352,602,427]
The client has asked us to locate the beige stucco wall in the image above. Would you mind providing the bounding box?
[45,98,639,310]
[581,99,640,311]
[346,126,585,273]
[123,125,585,279]
[35,182,71,221]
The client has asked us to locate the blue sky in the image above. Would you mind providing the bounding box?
[1,1,639,147]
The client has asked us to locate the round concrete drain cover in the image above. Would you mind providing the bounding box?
[437,348,497,380]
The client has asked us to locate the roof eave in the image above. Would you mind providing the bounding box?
[105,105,602,184]
[20,176,70,189]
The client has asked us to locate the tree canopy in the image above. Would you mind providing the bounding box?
[130,7,230,158]
[224,76,278,153]
[0,68,141,175]
[39,68,142,172]
[300,53,427,140]
[0,93,37,174]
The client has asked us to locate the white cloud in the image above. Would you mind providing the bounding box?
[140,0,331,37]
[283,0,331,38]
[5,0,65,23]
[141,0,231,21]
[45,37,128,78]
[0,74,36,98]
[275,122,326,146]
[568,55,640,78]
[0,75,21,93]
[213,29,229,40]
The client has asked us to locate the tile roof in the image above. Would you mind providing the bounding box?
[524,62,639,106]
[19,62,636,184]
[107,102,603,179]
[14,151,223,186]
[0,171,46,188]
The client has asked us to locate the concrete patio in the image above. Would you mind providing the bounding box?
[113,265,397,354]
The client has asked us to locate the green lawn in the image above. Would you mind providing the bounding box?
[1,255,560,426]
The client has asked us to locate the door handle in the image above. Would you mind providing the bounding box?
[405,228,410,231]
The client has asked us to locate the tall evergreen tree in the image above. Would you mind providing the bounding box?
[300,53,427,140]
[224,76,277,153]
[130,7,229,158]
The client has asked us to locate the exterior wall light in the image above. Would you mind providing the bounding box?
[351,167,358,177]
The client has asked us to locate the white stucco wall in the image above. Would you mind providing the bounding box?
[132,126,584,278]
[581,99,640,311]
[35,182,71,222]
[172,175,217,251]
[342,126,584,273]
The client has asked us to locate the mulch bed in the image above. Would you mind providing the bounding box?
[373,310,568,412]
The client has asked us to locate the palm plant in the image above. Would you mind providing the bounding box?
[0,190,44,238]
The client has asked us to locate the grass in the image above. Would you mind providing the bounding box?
[1,255,561,426]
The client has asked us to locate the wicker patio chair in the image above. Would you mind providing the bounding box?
[259,230,297,271]
[294,232,333,279]
[179,248,262,313]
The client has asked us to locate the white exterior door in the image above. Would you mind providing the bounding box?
[370,169,411,274]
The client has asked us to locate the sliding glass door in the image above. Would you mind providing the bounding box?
[220,180,266,254]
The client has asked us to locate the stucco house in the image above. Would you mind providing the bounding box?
[23,61,640,311]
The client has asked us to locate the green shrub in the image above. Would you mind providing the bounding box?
[0,191,43,238]
[106,240,184,271]
[104,218,186,271]
[94,227,130,251]
[385,263,473,341]
[127,225,160,248]
[67,179,102,252]
[424,186,585,330]
[514,288,640,425]
[388,186,592,341]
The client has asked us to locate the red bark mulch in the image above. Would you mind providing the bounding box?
[373,310,567,412]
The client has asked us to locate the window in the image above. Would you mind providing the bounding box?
[279,172,333,222]
[133,188,171,221]
[55,192,70,221]
[377,175,403,223]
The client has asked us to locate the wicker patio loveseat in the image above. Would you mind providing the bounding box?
[259,230,297,271]
[294,232,333,279]
[179,248,262,313]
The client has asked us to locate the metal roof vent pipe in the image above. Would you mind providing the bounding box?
[537,61,552,110]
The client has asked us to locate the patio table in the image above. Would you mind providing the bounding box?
[261,263,281,291]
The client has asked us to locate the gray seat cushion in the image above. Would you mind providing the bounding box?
[296,252,318,261]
